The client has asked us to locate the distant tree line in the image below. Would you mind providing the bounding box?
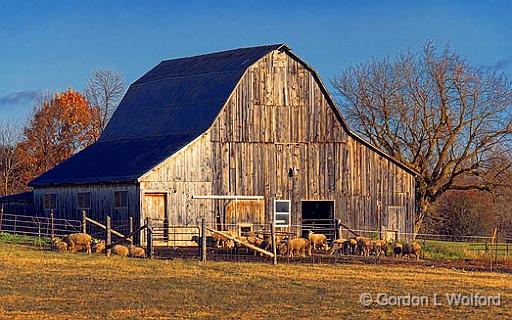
[0,69,125,196]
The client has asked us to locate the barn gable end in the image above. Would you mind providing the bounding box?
[139,48,416,235]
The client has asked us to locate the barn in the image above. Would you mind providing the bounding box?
[29,44,417,242]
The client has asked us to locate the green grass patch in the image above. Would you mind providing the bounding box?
[0,232,50,246]
[419,239,512,260]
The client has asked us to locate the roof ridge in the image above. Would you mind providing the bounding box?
[158,43,286,64]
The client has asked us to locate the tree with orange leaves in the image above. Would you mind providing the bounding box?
[18,90,101,185]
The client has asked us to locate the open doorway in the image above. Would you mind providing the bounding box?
[301,200,335,242]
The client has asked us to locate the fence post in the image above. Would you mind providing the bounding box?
[0,204,4,232]
[129,216,134,243]
[13,213,17,234]
[82,210,87,234]
[50,210,55,239]
[200,218,206,262]
[106,216,111,257]
[146,217,154,259]
[37,220,42,248]
[271,221,277,265]
[495,242,499,265]
[485,242,488,253]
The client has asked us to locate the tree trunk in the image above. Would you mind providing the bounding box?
[415,197,431,235]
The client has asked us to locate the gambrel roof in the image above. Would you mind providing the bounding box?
[30,44,416,187]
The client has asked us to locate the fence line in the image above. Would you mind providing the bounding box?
[0,212,81,239]
[2,212,512,266]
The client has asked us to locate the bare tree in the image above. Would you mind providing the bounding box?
[84,69,125,133]
[331,41,512,232]
[0,120,23,196]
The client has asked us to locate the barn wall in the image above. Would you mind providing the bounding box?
[140,50,416,235]
[140,133,216,225]
[32,184,140,230]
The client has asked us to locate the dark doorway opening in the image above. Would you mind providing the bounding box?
[301,201,335,242]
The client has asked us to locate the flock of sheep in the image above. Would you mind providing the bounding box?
[212,230,422,260]
[51,230,422,262]
[51,232,146,258]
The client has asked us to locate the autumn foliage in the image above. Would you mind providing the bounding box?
[17,90,100,185]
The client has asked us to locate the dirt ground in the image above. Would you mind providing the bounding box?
[0,243,511,319]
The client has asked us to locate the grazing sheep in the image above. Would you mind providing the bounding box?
[329,238,347,255]
[63,233,92,254]
[308,231,328,252]
[128,245,146,258]
[93,240,106,254]
[253,237,271,256]
[212,231,236,249]
[56,241,68,252]
[282,238,311,258]
[356,237,372,257]
[237,235,271,256]
[371,240,389,257]
[401,242,422,260]
[51,237,68,253]
[111,244,129,257]
[392,242,403,258]
[347,238,358,255]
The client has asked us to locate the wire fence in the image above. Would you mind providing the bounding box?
[2,211,512,268]
[0,212,81,240]
[147,220,512,266]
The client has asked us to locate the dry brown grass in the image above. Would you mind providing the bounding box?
[0,244,511,319]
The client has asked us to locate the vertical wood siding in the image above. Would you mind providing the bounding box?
[139,50,416,235]
[32,184,140,231]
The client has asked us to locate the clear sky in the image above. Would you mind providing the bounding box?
[1,0,511,122]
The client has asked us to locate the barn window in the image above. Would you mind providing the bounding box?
[274,200,291,227]
[43,193,56,210]
[114,191,128,208]
[77,192,91,209]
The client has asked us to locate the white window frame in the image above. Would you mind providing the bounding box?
[274,199,291,227]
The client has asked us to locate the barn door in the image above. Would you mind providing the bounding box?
[143,193,168,242]
[144,193,166,220]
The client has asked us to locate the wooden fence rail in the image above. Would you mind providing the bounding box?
[205,226,275,258]
[84,216,132,243]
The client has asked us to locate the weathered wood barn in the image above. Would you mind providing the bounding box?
[30,44,417,240]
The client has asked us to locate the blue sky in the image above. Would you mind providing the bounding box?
[1,0,511,122]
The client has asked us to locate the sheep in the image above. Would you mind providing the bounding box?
[253,237,271,256]
[371,240,389,257]
[63,233,92,254]
[401,242,422,260]
[347,238,358,255]
[111,244,129,257]
[281,238,311,258]
[329,238,347,255]
[308,231,328,252]
[356,237,372,257]
[128,245,146,258]
[392,242,403,258]
[51,237,68,253]
[56,241,68,252]
[212,230,236,249]
[93,240,106,254]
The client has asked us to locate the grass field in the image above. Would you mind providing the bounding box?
[0,243,511,319]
